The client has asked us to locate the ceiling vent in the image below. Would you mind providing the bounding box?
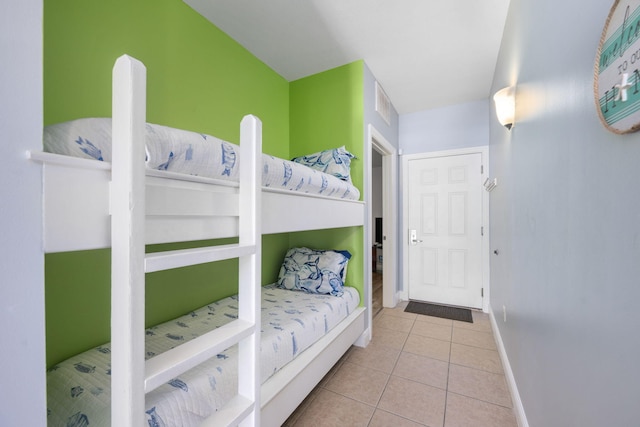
[375,81,391,125]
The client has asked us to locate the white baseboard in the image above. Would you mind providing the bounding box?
[488,305,529,427]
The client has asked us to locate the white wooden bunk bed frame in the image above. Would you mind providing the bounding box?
[32,55,367,426]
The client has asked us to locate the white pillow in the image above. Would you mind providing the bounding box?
[276,247,351,296]
[291,146,356,183]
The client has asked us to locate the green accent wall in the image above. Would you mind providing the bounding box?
[44,1,365,367]
[289,61,364,193]
[44,0,289,158]
[289,62,365,302]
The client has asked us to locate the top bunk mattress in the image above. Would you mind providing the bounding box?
[46,285,360,426]
[43,118,360,201]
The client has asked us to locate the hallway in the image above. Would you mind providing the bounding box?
[371,271,382,318]
[285,302,517,426]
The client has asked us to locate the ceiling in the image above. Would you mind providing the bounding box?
[184,0,511,115]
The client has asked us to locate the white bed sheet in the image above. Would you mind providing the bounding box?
[46,285,360,426]
[43,118,360,200]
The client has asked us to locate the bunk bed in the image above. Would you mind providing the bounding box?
[33,55,367,426]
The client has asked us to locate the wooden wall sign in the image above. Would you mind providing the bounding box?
[595,0,640,134]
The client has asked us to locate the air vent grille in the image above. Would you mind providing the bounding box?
[375,81,391,125]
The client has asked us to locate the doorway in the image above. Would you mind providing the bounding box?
[371,151,384,317]
[402,147,490,311]
[367,125,398,328]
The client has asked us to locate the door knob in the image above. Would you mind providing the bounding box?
[409,229,423,245]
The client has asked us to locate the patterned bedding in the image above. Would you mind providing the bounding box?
[46,285,360,426]
[43,118,360,200]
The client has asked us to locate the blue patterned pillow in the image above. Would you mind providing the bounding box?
[276,247,351,296]
[291,146,356,182]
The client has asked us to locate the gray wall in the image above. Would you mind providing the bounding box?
[400,99,489,155]
[363,63,400,149]
[0,0,46,424]
[490,1,640,426]
[363,62,400,298]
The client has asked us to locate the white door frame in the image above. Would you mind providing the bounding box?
[401,146,490,313]
[366,125,398,320]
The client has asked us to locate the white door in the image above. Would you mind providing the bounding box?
[407,153,484,308]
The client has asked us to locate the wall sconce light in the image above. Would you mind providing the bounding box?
[493,86,516,130]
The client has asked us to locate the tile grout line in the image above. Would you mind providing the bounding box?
[366,315,415,427]
[446,389,516,411]
[442,316,454,427]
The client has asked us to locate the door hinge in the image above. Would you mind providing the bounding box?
[481,288,484,297]
[481,164,484,174]
[481,226,484,236]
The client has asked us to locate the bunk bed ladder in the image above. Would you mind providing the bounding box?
[111,55,262,427]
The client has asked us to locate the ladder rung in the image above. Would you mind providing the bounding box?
[199,395,254,427]
[145,319,255,393]
[145,243,256,272]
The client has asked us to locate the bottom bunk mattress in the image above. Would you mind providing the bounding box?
[46,285,360,426]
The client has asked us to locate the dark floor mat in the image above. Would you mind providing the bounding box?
[404,301,473,323]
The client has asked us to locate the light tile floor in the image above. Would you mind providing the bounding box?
[284,301,518,427]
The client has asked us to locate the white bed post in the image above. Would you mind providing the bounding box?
[238,115,262,426]
[111,54,147,427]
